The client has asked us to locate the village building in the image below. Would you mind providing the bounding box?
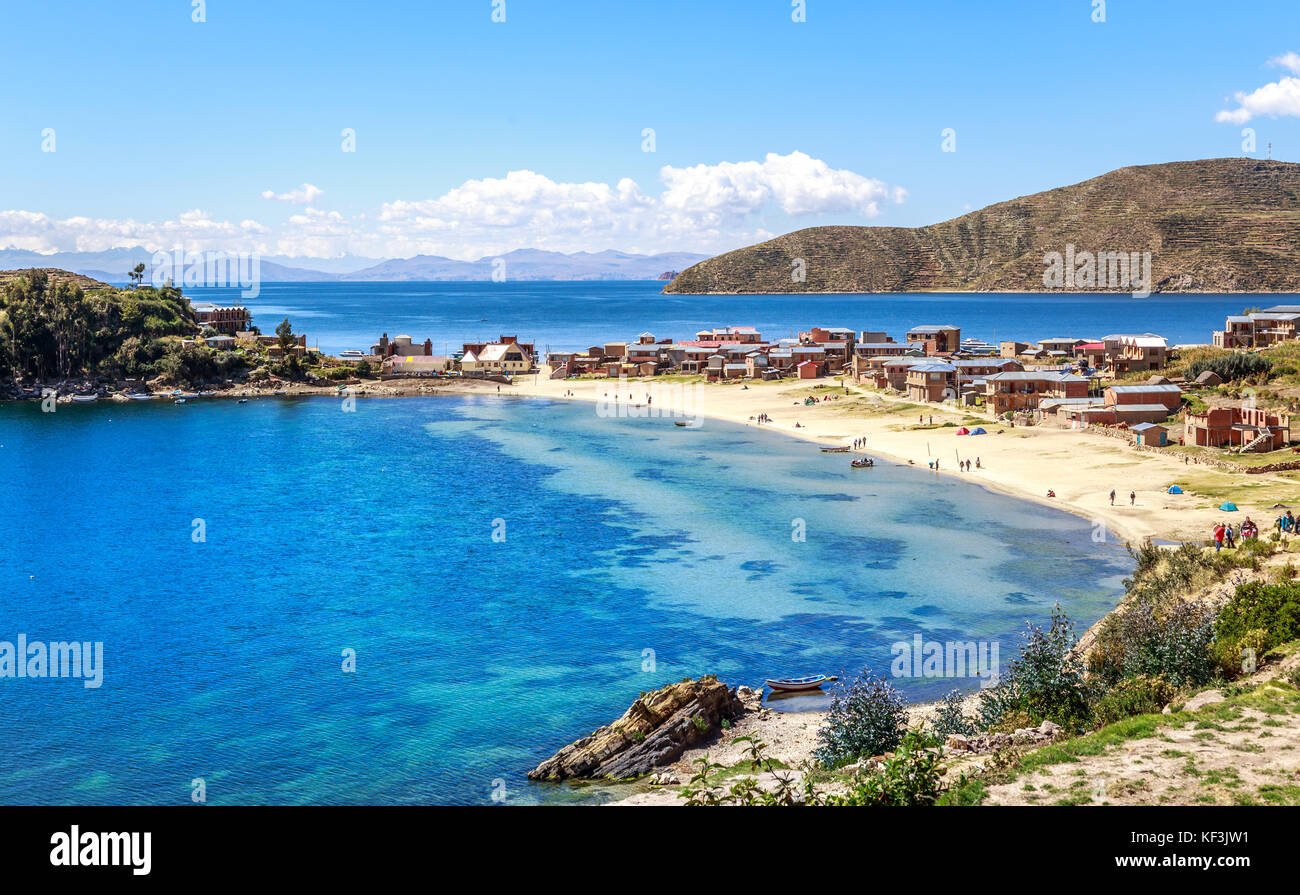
[1037,337,1088,355]
[982,370,1089,415]
[906,325,962,355]
[1100,333,1169,373]
[905,361,959,402]
[460,336,534,375]
[371,333,434,357]
[1185,406,1292,452]
[1103,384,1184,412]
[951,358,1024,383]
[191,301,253,335]
[383,355,449,377]
[696,326,763,344]
[1212,308,1300,348]
[1130,423,1169,446]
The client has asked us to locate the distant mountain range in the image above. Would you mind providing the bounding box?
[665,158,1300,294]
[0,247,709,284]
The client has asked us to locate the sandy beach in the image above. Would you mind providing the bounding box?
[503,368,1277,547]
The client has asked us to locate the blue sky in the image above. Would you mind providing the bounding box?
[2,0,1299,261]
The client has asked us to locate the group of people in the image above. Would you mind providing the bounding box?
[1109,489,1136,506]
[1275,510,1297,534]
[1212,518,1258,551]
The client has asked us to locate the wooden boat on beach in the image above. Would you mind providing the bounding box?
[765,674,837,692]
[820,445,850,453]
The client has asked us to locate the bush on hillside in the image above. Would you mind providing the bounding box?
[823,731,946,806]
[1215,580,1300,658]
[814,671,907,767]
[1090,675,1178,726]
[1088,597,1217,688]
[928,689,976,739]
[1187,352,1272,383]
[978,606,1093,732]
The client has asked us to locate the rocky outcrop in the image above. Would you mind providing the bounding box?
[528,675,746,781]
[944,720,1063,755]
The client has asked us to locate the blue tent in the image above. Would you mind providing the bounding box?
[1220,501,1238,512]
[969,427,987,435]
[1168,485,1183,494]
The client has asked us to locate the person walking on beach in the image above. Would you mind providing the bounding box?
[1213,522,1225,552]
[1129,491,1135,506]
[976,457,981,469]
[1109,489,1116,506]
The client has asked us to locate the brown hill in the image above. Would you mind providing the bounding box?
[664,158,1300,294]
[0,268,113,291]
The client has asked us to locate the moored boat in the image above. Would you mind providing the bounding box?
[820,445,850,453]
[127,393,155,401]
[850,458,874,468]
[765,674,837,692]
[70,394,98,403]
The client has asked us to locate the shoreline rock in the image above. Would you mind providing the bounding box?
[528,675,747,781]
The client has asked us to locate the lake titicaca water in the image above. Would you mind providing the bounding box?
[1,390,1131,804]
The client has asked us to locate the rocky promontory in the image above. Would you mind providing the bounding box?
[527,675,750,781]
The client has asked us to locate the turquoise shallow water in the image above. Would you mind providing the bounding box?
[0,395,1131,804]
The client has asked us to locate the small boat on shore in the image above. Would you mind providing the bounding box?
[70,395,98,403]
[850,458,874,468]
[674,421,688,427]
[820,445,850,453]
[339,350,365,359]
[765,674,837,692]
[126,393,154,401]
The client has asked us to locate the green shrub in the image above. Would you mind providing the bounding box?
[978,606,1093,732]
[814,671,907,766]
[1088,597,1217,688]
[823,731,946,806]
[1187,353,1272,383]
[1213,627,1271,678]
[928,689,976,739]
[1216,580,1300,657]
[1091,675,1177,726]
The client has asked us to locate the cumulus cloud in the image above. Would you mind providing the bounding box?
[371,152,902,257]
[260,183,324,204]
[2,152,902,259]
[1216,53,1300,124]
[0,208,271,254]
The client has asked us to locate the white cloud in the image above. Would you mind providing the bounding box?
[1217,54,1300,123]
[0,208,271,254]
[2,152,903,259]
[1270,52,1300,75]
[660,151,900,222]
[260,183,324,204]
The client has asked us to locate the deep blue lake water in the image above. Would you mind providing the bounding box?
[190,280,1254,355]
[0,394,1131,804]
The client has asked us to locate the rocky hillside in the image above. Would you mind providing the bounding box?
[0,268,111,291]
[665,158,1300,294]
